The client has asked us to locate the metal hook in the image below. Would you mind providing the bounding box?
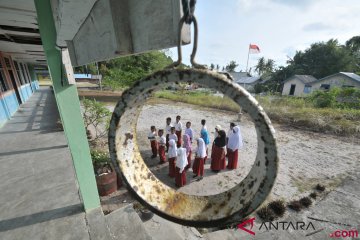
[166,16,206,69]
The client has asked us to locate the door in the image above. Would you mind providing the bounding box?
[4,57,22,104]
[8,69,22,104]
[289,84,296,96]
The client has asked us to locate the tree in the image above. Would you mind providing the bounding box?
[290,39,356,78]
[225,61,239,72]
[255,57,266,75]
[102,51,173,90]
[210,63,215,70]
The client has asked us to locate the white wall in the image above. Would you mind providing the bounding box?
[312,75,360,90]
[282,78,306,96]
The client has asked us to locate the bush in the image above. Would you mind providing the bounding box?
[257,206,276,221]
[309,192,317,199]
[288,200,302,212]
[268,200,286,217]
[315,184,326,192]
[299,197,312,208]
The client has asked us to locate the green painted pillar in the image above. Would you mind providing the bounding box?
[34,0,100,211]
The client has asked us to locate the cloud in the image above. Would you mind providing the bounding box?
[269,0,313,9]
[302,22,334,32]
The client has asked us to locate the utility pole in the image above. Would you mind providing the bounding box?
[96,62,102,91]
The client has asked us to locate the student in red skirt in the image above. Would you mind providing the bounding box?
[226,123,235,156]
[158,129,166,164]
[175,147,188,187]
[168,139,177,178]
[148,126,158,158]
[210,130,227,172]
[227,126,243,169]
[174,115,183,147]
[192,138,206,180]
[183,134,192,170]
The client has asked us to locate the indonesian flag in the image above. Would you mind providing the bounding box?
[249,44,260,54]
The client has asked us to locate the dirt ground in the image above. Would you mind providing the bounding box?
[101,98,360,211]
[134,99,360,201]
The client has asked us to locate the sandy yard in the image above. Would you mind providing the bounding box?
[131,99,360,202]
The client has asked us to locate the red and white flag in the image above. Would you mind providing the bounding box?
[249,44,260,54]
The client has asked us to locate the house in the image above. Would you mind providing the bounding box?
[311,72,360,91]
[282,72,360,96]
[282,75,317,96]
[228,71,262,92]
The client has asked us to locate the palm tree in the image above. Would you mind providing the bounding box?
[255,57,266,75]
[265,59,275,73]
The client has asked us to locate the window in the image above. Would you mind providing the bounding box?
[303,85,312,94]
[0,62,9,92]
[14,61,25,85]
[320,84,330,90]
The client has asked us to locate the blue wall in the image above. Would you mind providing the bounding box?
[0,80,39,127]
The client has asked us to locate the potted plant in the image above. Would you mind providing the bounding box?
[91,149,118,196]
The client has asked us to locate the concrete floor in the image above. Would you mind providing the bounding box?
[0,87,91,239]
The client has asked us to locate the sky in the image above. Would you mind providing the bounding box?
[168,0,360,74]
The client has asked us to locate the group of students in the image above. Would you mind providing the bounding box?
[147,115,243,187]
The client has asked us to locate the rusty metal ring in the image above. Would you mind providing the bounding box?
[108,68,278,227]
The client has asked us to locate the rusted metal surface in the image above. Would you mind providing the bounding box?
[108,68,278,227]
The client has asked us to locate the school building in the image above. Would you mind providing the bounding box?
[0,53,40,127]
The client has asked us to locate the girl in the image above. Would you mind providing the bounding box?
[192,138,206,180]
[175,147,188,187]
[158,129,166,164]
[183,134,192,170]
[211,130,227,172]
[227,126,243,169]
[168,139,177,177]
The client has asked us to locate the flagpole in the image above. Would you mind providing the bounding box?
[246,44,250,73]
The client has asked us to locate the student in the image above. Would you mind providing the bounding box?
[227,126,243,169]
[184,121,194,143]
[192,138,206,180]
[200,119,210,162]
[169,127,178,142]
[174,115,183,147]
[175,147,188,187]
[211,130,227,172]
[148,126,158,158]
[158,129,166,164]
[214,125,222,138]
[183,134,192,170]
[168,139,177,178]
[165,117,173,152]
[226,122,236,156]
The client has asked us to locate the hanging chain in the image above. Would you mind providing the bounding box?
[166,0,206,69]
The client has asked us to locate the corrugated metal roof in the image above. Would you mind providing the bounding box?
[340,72,360,82]
[312,72,360,84]
[235,76,261,84]
[283,75,317,84]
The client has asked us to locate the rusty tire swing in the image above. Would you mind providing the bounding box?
[108,5,278,227]
[108,68,278,227]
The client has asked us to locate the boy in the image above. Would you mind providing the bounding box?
[184,121,194,143]
[165,117,173,152]
[158,129,166,164]
[200,119,210,162]
[148,126,158,158]
[174,115,183,147]
[169,127,178,142]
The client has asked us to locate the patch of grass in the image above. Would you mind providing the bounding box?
[299,197,312,208]
[257,206,276,221]
[154,90,240,112]
[257,96,360,138]
[268,200,286,217]
[288,200,302,212]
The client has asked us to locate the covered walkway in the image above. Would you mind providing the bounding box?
[0,87,90,239]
